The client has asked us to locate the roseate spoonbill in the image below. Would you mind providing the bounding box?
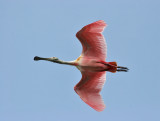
[34,20,128,112]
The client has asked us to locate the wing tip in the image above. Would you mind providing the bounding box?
[76,20,107,37]
[95,20,107,27]
[94,103,106,112]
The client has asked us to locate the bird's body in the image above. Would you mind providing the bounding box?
[76,57,104,72]
[34,20,128,112]
[75,57,115,72]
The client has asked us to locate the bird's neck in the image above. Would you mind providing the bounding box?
[53,60,75,65]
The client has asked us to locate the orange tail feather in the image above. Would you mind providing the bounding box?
[108,62,117,73]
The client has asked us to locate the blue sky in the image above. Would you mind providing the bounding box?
[1,0,160,121]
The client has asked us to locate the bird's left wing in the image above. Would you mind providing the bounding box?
[74,71,106,112]
[76,20,107,61]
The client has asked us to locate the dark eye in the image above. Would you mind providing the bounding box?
[52,57,58,60]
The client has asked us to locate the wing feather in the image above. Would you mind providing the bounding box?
[75,20,107,111]
[74,71,106,112]
[76,20,107,61]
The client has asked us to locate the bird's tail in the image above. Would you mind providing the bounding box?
[107,62,129,72]
[107,62,117,73]
[99,61,128,72]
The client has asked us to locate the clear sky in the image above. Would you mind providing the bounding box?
[1,0,160,121]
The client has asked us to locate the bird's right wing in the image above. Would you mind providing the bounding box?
[74,71,106,112]
[76,20,107,61]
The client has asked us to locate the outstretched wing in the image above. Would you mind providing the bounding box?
[76,20,107,61]
[74,71,106,112]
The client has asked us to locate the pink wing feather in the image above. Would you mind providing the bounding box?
[76,20,107,61]
[74,71,106,112]
[75,20,107,111]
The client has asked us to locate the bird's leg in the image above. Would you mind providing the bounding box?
[117,68,128,72]
[99,62,129,72]
[116,66,129,72]
[117,66,128,69]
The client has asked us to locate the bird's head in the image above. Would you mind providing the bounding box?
[34,56,60,62]
[51,57,59,61]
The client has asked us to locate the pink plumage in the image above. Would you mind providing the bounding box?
[76,20,107,61]
[34,20,128,112]
[74,71,106,112]
[74,20,108,111]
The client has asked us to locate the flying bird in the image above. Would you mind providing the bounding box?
[34,20,128,112]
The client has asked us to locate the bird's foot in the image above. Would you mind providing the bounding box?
[117,66,129,72]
